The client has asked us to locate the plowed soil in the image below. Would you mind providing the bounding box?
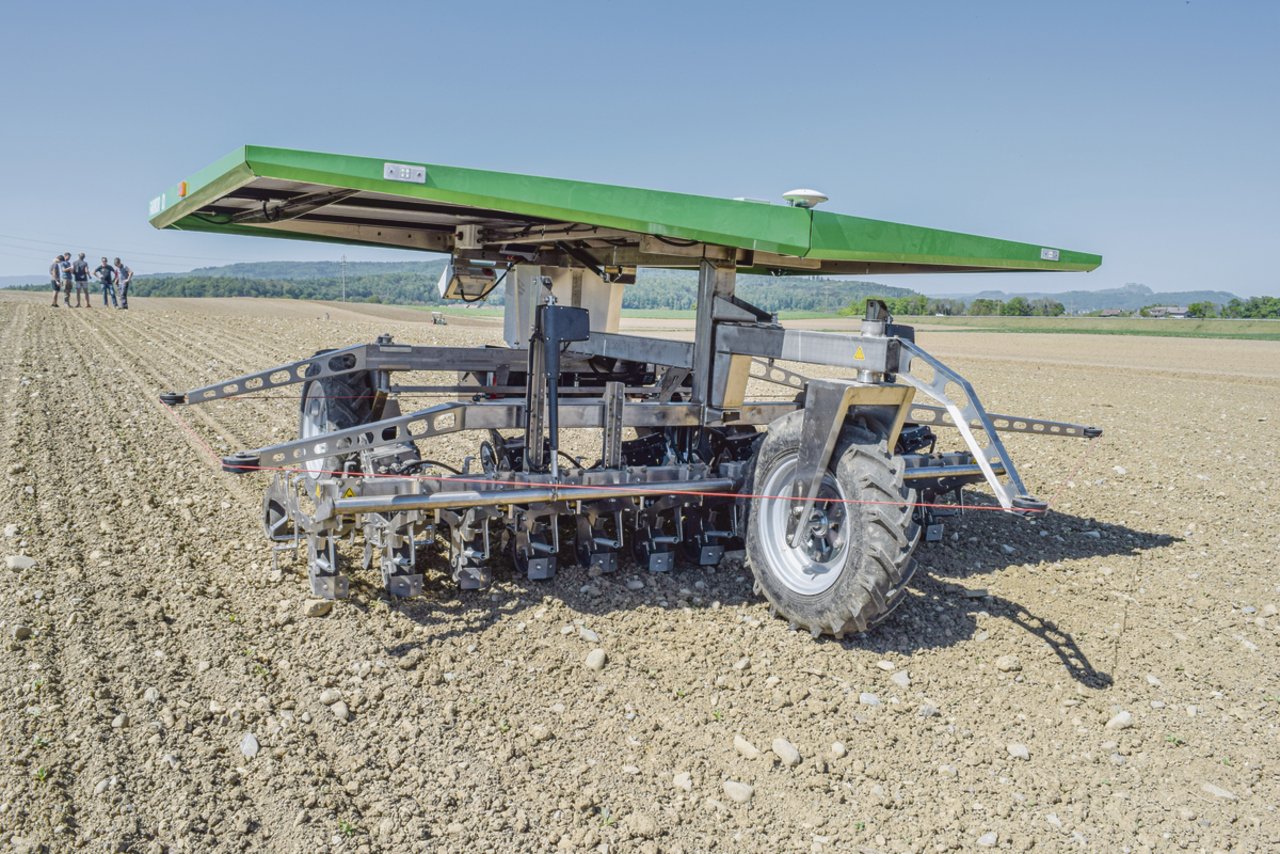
[1,291,1276,853]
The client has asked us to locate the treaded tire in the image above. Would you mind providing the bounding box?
[299,351,380,479]
[744,410,921,637]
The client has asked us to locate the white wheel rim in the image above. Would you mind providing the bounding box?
[299,384,328,477]
[757,453,851,596]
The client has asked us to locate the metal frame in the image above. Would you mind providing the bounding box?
[166,273,1098,599]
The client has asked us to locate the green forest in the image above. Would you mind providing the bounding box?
[14,259,1278,318]
[85,261,920,314]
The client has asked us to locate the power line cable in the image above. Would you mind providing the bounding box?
[0,231,244,264]
[0,244,67,264]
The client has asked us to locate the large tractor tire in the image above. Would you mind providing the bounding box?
[298,351,382,480]
[745,410,921,637]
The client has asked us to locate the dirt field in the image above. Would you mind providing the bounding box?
[1,291,1277,853]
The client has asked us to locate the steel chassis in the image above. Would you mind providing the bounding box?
[161,260,1099,600]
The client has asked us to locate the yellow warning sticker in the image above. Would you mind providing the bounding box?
[342,488,355,498]
[854,346,865,360]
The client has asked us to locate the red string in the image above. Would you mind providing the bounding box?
[161,402,1101,514]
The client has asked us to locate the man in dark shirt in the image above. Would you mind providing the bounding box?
[114,258,134,309]
[95,257,119,308]
[50,255,65,307]
[72,253,93,308]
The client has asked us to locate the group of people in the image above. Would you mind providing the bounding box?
[49,252,134,309]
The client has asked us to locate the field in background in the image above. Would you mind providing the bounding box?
[901,314,1280,340]
[431,306,843,321]
[431,305,1280,339]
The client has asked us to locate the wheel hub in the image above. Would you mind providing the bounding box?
[759,455,853,596]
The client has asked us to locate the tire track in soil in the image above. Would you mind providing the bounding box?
[6,305,348,850]
[64,307,379,849]
[0,304,149,847]
[131,305,291,365]
[80,310,545,847]
[0,305,138,844]
[43,305,226,848]
[0,303,89,842]
[102,309,299,450]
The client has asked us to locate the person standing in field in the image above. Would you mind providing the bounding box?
[59,253,75,306]
[72,252,93,308]
[114,258,133,309]
[50,254,65,306]
[95,257,119,308]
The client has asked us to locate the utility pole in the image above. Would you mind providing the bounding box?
[341,254,347,302]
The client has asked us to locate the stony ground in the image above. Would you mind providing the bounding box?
[0,291,1276,853]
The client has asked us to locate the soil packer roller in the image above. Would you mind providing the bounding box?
[152,146,1102,637]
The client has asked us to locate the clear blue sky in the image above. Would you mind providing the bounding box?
[1,1,1276,296]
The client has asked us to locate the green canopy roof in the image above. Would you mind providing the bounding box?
[148,145,1100,275]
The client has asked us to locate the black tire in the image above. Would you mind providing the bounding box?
[744,410,921,637]
[298,351,381,479]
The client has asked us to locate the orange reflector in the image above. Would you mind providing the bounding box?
[179,181,188,197]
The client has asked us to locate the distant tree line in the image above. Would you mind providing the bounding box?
[15,259,1275,318]
[1207,297,1280,318]
[623,272,914,312]
[126,272,453,305]
[1124,298,1280,319]
[841,294,1067,317]
[17,268,917,314]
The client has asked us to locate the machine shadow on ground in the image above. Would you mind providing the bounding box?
[356,502,1175,692]
[839,505,1178,688]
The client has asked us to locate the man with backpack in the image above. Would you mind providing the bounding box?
[95,257,119,308]
[50,254,66,306]
[72,253,93,308]
[114,258,133,309]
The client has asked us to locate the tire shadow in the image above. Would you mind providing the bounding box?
[847,501,1179,688]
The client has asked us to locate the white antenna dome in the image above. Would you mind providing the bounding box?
[782,188,829,209]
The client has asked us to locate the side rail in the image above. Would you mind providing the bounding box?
[749,357,1101,439]
[161,334,697,408]
[906,403,1101,440]
[160,344,370,406]
[161,342,539,407]
[895,339,1042,512]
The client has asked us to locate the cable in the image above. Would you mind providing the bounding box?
[401,458,463,475]
[0,243,65,263]
[458,263,512,304]
[190,214,234,226]
[0,231,245,264]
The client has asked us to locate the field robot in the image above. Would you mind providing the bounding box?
[153,147,1101,636]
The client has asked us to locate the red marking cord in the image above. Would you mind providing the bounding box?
[161,402,1103,515]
